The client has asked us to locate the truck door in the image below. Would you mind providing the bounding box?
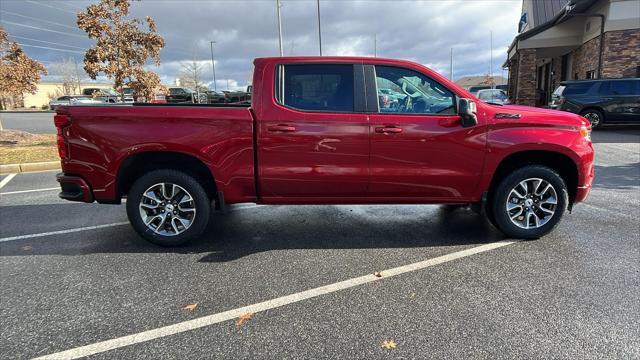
[257,62,370,202]
[366,64,486,202]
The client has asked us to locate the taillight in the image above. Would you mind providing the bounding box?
[54,114,70,159]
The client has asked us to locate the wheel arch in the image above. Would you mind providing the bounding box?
[116,150,217,200]
[487,150,579,207]
[579,106,606,123]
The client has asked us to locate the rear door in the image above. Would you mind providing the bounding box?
[600,80,640,123]
[366,64,486,202]
[257,62,370,202]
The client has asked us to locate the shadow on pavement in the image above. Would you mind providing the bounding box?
[593,162,640,190]
[591,126,640,143]
[0,204,503,261]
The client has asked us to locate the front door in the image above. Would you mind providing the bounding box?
[367,64,487,202]
[258,63,370,202]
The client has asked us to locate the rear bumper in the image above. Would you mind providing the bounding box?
[56,173,94,203]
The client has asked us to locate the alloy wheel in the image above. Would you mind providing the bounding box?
[505,178,557,229]
[138,182,196,236]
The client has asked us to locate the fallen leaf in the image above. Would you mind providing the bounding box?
[374,271,382,278]
[182,303,198,311]
[381,340,397,349]
[21,246,33,251]
[235,312,253,329]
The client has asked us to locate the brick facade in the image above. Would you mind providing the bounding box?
[514,49,537,106]
[602,28,640,78]
[572,35,600,80]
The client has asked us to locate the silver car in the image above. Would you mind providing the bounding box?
[476,89,509,105]
[49,95,105,110]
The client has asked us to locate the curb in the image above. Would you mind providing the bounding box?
[0,161,60,174]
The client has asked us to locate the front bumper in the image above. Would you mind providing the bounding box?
[56,173,94,202]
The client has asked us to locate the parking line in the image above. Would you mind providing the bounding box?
[0,222,130,243]
[1,187,59,195]
[33,240,516,359]
[0,173,17,190]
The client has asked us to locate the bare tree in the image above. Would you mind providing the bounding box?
[77,0,164,101]
[49,58,85,95]
[178,57,206,102]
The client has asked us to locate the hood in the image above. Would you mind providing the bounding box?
[488,104,587,128]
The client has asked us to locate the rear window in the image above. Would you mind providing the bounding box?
[277,64,354,112]
[563,82,594,95]
[552,86,565,96]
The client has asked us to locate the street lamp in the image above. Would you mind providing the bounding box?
[210,41,217,92]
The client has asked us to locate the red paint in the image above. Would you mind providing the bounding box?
[56,56,594,208]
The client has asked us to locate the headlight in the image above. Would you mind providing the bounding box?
[579,125,591,142]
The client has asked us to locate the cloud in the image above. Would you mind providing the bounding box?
[1,0,521,90]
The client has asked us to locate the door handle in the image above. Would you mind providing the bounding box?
[268,124,296,132]
[375,126,403,134]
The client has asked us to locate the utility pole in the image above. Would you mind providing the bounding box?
[489,31,493,84]
[317,0,322,56]
[374,33,377,57]
[276,0,283,56]
[449,47,453,80]
[210,41,217,92]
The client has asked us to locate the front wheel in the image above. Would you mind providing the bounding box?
[126,169,211,246]
[491,166,568,239]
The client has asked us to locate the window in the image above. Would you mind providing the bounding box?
[564,82,594,95]
[478,90,507,102]
[374,65,455,115]
[608,80,638,95]
[277,64,354,112]
[585,70,596,79]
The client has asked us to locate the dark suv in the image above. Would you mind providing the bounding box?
[550,78,640,128]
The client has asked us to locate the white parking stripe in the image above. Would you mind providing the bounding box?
[33,240,515,359]
[0,173,17,189]
[0,222,130,243]
[1,187,59,195]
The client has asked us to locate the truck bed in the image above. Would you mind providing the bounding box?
[57,105,256,203]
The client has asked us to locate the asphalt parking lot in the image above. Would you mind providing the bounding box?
[0,112,56,134]
[1,128,638,359]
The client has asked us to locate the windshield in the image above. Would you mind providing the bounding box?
[478,90,507,101]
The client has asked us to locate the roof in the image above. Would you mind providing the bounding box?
[507,0,600,54]
[531,0,568,28]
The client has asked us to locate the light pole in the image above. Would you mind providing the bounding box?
[210,41,217,92]
[276,0,283,56]
[317,0,322,56]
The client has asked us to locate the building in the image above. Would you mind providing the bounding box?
[505,0,640,106]
[22,81,114,109]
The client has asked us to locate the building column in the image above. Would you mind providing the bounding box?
[515,48,537,106]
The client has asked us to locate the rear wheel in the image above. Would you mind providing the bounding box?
[580,108,603,129]
[126,169,211,246]
[491,165,568,239]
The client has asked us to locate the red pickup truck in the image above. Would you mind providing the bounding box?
[54,56,594,246]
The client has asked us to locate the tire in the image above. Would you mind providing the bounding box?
[491,165,568,239]
[580,108,604,129]
[126,169,211,246]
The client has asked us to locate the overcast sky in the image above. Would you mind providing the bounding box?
[1,0,521,90]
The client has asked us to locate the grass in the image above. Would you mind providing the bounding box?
[0,134,59,164]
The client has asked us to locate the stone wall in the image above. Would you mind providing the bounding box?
[572,35,601,80]
[602,29,640,78]
[515,49,537,106]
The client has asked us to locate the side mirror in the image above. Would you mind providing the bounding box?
[458,98,478,128]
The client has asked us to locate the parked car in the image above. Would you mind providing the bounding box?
[495,84,508,92]
[166,87,195,103]
[81,88,118,103]
[49,95,104,110]
[224,86,251,103]
[550,78,640,128]
[122,88,135,103]
[54,56,594,246]
[476,89,509,105]
[468,85,491,96]
[205,91,226,103]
